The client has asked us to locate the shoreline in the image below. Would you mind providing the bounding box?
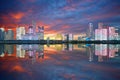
[0,40,120,44]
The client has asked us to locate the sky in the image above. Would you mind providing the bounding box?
[0,0,120,34]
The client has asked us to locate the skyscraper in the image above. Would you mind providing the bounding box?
[0,28,5,40]
[21,25,44,40]
[32,21,36,35]
[16,27,25,40]
[37,26,44,40]
[64,33,73,41]
[95,29,108,40]
[95,24,119,40]
[4,29,14,40]
[28,26,34,34]
[88,23,94,38]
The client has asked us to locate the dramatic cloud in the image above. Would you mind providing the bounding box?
[0,0,120,34]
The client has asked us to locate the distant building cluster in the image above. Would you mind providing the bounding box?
[47,22,120,41]
[63,33,73,41]
[17,22,44,40]
[0,28,14,40]
[45,33,74,41]
[95,23,119,40]
[0,22,120,41]
[0,22,44,40]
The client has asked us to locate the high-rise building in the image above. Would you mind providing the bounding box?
[4,29,14,40]
[28,26,34,34]
[32,21,36,35]
[37,26,44,40]
[95,29,102,40]
[95,23,119,40]
[88,23,94,38]
[64,33,73,41]
[95,29,108,40]
[16,27,25,40]
[0,28,5,40]
[109,27,115,40]
[21,25,44,40]
[69,34,73,40]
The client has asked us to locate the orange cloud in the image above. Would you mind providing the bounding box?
[45,30,58,34]
[11,12,25,20]
[62,25,69,29]
[1,12,25,24]
[1,15,12,24]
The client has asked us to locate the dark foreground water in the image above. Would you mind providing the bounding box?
[0,44,120,80]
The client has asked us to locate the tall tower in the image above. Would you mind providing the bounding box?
[5,29,14,40]
[32,20,36,35]
[0,28,5,40]
[38,26,44,40]
[16,27,25,40]
[89,23,94,38]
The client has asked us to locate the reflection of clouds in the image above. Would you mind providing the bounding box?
[0,61,32,78]
[0,44,120,80]
[11,65,25,72]
[1,61,26,73]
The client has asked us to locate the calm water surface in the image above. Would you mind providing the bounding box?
[0,44,120,80]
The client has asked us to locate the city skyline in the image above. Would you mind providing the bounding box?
[0,22,120,41]
[0,0,120,35]
[0,1,120,80]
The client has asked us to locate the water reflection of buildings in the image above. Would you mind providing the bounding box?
[95,44,119,62]
[0,44,119,63]
[46,44,86,52]
[63,44,73,51]
[0,44,44,63]
[16,45,44,62]
[86,44,94,62]
[4,45,14,56]
[0,44,14,57]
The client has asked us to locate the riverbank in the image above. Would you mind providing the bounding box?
[0,40,120,44]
